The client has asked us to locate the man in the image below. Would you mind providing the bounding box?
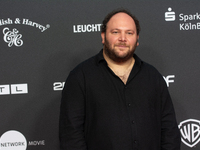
[59,9,181,150]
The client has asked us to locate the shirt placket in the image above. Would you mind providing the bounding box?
[124,84,138,150]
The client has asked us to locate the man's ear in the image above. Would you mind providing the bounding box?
[101,32,105,44]
[137,35,139,46]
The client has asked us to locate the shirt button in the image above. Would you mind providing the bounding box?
[132,121,135,124]
[128,103,131,107]
[134,140,137,144]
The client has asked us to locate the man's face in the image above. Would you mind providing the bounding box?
[101,12,139,63]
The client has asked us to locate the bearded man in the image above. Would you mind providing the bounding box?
[59,8,181,150]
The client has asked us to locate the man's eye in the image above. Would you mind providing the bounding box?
[112,31,118,34]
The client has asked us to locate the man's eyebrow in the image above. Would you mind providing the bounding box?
[111,28,134,31]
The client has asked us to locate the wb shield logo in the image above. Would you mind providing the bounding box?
[179,119,200,147]
[165,7,175,21]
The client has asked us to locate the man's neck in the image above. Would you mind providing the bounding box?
[103,50,135,84]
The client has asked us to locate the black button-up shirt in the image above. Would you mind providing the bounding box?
[59,50,180,150]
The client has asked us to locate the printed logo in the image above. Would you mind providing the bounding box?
[165,7,176,21]
[0,130,45,149]
[0,83,28,95]
[1,18,50,47]
[165,7,200,31]
[53,82,65,91]
[163,75,175,87]
[179,119,200,147]
[0,130,27,150]
[73,23,101,33]
[3,27,23,47]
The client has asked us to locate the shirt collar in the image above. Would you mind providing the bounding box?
[96,49,105,64]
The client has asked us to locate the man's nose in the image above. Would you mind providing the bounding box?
[119,33,127,41]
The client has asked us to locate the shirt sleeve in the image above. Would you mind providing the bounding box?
[59,69,87,150]
[160,78,181,150]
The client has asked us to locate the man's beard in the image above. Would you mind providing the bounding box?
[104,37,137,63]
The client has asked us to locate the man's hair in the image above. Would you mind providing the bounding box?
[101,8,141,35]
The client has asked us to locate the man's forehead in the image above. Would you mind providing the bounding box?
[107,13,136,29]
[109,12,134,21]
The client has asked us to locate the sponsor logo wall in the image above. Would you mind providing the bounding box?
[0,1,200,149]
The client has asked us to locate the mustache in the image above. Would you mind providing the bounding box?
[115,43,128,47]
